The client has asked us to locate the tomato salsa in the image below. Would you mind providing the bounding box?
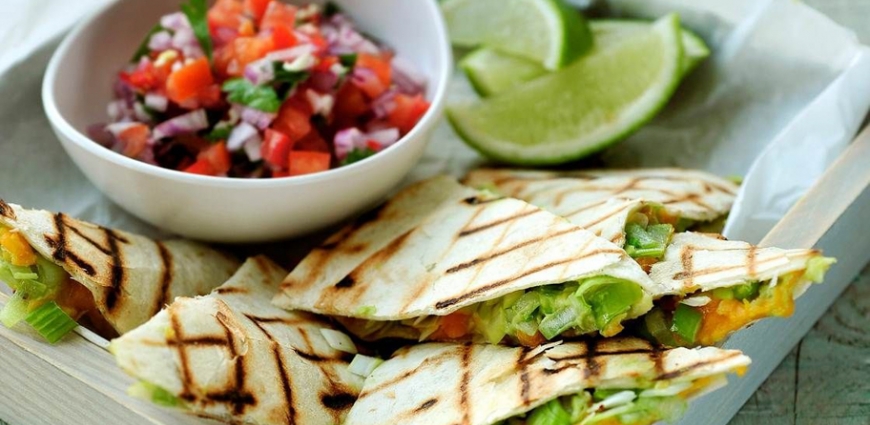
[93,0,430,178]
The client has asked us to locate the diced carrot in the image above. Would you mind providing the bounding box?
[166,57,214,104]
[117,123,150,158]
[288,151,331,176]
[261,129,294,167]
[387,94,429,133]
[0,231,37,267]
[357,53,392,86]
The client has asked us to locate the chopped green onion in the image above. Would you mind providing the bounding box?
[578,276,643,332]
[593,389,625,402]
[712,287,735,300]
[180,0,212,60]
[805,256,836,283]
[670,304,702,346]
[12,270,37,280]
[539,304,581,340]
[25,301,78,344]
[527,398,572,425]
[732,281,761,301]
[0,291,32,328]
[348,354,383,377]
[641,308,676,347]
[507,292,541,324]
[339,53,358,68]
[128,381,186,408]
[625,223,673,259]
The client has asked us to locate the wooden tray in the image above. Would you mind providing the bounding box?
[2,131,869,425]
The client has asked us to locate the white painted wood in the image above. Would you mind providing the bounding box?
[679,124,870,424]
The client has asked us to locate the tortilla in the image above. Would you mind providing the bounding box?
[272,176,656,342]
[0,200,239,334]
[111,256,365,425]
[345,337,750,425]
[463,168,738,246]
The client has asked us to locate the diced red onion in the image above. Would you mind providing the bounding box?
[351,66,379,89]
[148,31,173,52]
[334,127,363,160]
[227,122,259,151]
[107,100,130,121]
[366,128,400,147]
[152,109,208,140]
[243,136,263,162]
[306,89,334,116]
[160,12,189,32]
[87,123,114,147]
[244,58,275,85]
[105,121,139,136]
[239,105,276,130]
[172,28,196,51]
[144,93,168,112]
[372,89,398,119]
[309,71,338,92]
[325,16,379,55]
[391,56,427,95]
[138,146,158,165]
[212,27,238,47]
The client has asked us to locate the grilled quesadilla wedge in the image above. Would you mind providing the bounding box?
[463,168,739,271]
[636,232,835,347]
[0,200,239,342]
[111,256,365,425]
[273,176,658,346]
[345,337,750,425]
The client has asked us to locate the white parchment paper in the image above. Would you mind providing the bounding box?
[0,0,868,248]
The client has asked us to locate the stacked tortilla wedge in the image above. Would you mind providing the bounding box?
[0,200,239,339]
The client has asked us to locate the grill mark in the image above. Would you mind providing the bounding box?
[518,347,532,406]
[246,315,313,326]
[67,226,111,255]
[353,203,386,229]
[168,309,194,400]
[446,227,583,274]
[335,276,355,288]
[320,392,356,410]
[678,247,695,288]
[574,201,635,229]
[48,213,96,276]
[248,316,296,424]
[357,350,455,399]
[103,229,126,312]
[651,347,664,377]
[435,242,622,311]
[214,286,248,294]
[560,198,612,219]
[673,255,784,280]
[747,246,758,277]
[0,199,14,219]
[584,340,600,379]
[458,208,541,237]
[657,351,743,380]
[217,317,253,415]
[318,240,339,250]
[415,398,438,412]
[462,196,502,206]
[153,241,174,316]
[668,193,715,212]
[164,336,229,346]
[548,347,660,362]
[458,343,473,425]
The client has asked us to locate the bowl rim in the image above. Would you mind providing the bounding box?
[42,0,452,189]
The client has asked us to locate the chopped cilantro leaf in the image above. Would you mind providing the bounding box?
[222,78,281,113]
[181,0,213,61]
[341,148,377,165]
[131,24,164,62]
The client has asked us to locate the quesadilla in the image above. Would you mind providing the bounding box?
[111,256,365,425]
[345,337,750,425]
[0,200,239,342]
[463,168,739,271]
[273,175,659,346]
[636,232,835,347]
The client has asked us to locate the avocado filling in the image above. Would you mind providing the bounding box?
[497,385,692,425]
[346,276,645,346]
[637,256,835,347]
[0,224,113,343]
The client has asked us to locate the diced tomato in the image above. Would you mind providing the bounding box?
[117,123,150,158]
[166,58,214,104]
[305,31,329,53]
[365,140,382,151]
[288,151,331,176]
[215,36,275,77]
[208,0,245,35]
[243,0,271,22]
[387,94,429,134]
[352,69,388,99]
[261,129,294,167]
[272,98,312,141]
[0,230,37,267]
[357,53,392,86]
[270,24,297,49]
[119,62,160,92]
[439,312,470,339]
[293,131,329,152]
[185,142,232,176]
[271,169,291,178]
[260,1,296,32]
[333,83,368,128]
[313,56,338,73]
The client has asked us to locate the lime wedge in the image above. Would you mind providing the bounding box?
[462,20,709,97]
[442,0,592,70]
[447,14,684,165]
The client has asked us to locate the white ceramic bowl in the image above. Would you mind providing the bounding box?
[43,0,451,243]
